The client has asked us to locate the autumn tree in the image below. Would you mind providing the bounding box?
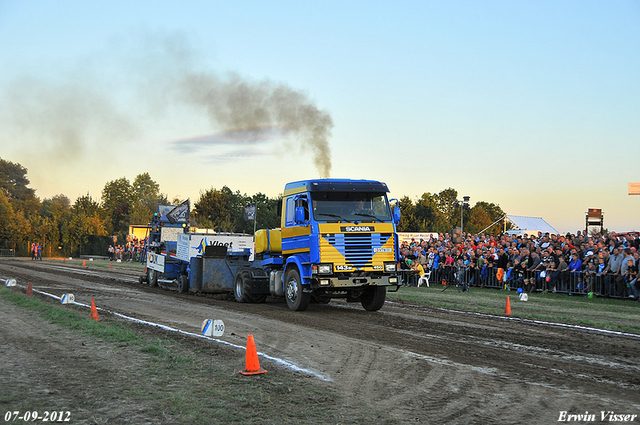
[466,205,493,235]
[194,187,280,233]
[0,191,31,252]
[130,173,168,225]
[0,159,39,254]
[395,189,507,235]
[34,194,72,257]
[194,186,235,231]
[69,194,108,255]
[396,196,416,232]
[0,192,14,245]
[465,201,507,235]
[434,188,459,231]
[101,177,133,237]
[235,192,281,234]
[0,157,40,216]
[414,192,449,232]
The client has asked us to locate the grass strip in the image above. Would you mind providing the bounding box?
[0,287,140,344]
[387,285,640,334]
[0,288,367,425]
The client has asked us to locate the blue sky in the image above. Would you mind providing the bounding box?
[0,1,638,233]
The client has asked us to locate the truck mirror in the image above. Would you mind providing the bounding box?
[393,206,401,224]
[295,206,306,224]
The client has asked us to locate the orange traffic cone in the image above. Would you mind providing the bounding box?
[90,298,100,321]
[82,260,86,266]
[239,335,267,375]
[110,262,113,269]
[505,296,511,316]
[26,282,33,297]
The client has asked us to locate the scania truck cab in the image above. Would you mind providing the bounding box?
[276,179,401,311]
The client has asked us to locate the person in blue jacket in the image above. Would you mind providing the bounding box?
[568,253,583,292]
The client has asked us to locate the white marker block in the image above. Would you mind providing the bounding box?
[61,294,75,304]
[201,319,225,337]
[5,279,16,287]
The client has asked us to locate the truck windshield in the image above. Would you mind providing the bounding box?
[310,192,392,222]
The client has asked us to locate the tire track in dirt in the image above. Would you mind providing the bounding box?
[2,258,639,424]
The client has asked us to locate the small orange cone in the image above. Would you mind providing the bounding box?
[90,298,100,321]
[110,262,113,269]
[82,260,86,266]
[26,282,33,297]
[63,258,66,264]
[505,296,511,315]
[239,335,267,375]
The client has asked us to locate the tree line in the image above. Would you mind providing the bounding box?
[0,158,282,257]
[0,157,505,257]
[395,188,506,235]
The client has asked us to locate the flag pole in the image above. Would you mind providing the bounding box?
[253,204,257,235]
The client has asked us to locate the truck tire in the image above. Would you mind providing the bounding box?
[234,271,250,303]
[234,269,267,303]
[285,267,310,311]
[148,270,158,287]
[178,275,189,293]
[360,286,386,311]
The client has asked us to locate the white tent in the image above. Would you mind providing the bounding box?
[506,215,560,235]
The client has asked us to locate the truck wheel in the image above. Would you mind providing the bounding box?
[285,267,310,311]
[234,272,249,303]
[178,275,189,293]
[360,286,386,311]
[148,270,158,287]
[235,270,267,303]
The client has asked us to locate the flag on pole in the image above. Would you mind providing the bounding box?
[167,199,190,224]
[243,203,256,222]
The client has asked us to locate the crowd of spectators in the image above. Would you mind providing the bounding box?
[108,236,147,262]
[399,231,639,300]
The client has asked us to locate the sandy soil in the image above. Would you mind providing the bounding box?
[1,258,639,424]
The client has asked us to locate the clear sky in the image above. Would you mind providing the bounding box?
[1,1,638,234]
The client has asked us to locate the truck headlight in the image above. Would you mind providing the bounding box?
[312,263,333,275]
[384,262,397,273]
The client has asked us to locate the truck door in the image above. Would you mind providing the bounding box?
[281,194,312,256]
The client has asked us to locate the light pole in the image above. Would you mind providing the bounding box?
[461,196,470,235]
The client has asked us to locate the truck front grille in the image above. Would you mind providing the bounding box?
[323,233,393,269]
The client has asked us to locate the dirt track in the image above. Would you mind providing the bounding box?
[1,258,639,424]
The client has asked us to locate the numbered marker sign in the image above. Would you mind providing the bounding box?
[201,319,225,337]
[5,279,16,287]
[61,294,75,304]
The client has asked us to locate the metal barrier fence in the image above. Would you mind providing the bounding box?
[400,265,637,298]
[0,249,15,257]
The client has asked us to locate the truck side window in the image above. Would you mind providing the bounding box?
[285,197,296,227]
[285,195,310,226]
[296,197,309,222]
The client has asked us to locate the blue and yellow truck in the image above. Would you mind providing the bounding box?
[141,179,402,311]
